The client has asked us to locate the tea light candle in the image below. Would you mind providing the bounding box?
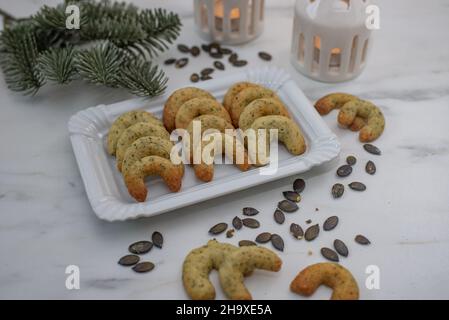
[214,1,240,32]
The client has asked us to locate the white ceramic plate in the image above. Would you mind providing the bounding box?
[68,67,340,221]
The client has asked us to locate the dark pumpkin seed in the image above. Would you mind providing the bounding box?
[200,68,214,76]
[118,254,140,266]
[242,218,260,229]
[210,52,223,59]
[239,240,257,247]
[258,51,272,61]
[365,160,376,175]
[177,44,190,53]
[132,261,155,273]
[349,182,366,191]
[209,222,228,235]
[255,232,272,243]
[283,191,301,202]
[201,44,210,52]
[332,183,344,198]
[306,219,312,224]
[229,53,238,63]
[191,46,200,57]
[200,74,212,81]
[290,223,304,239]
[220,48,233,55]
[293,178,305,193]
[333,239,349,257]
[320,247,339,262]
[233,60,248,67]
[232,216,242,230]
[175,58,188,69]
[364,143,381,155]
[214,61,225,70]
[243,207,259,216]
[128,241,153,254]
[274,209,285,224]
[190,73,199,83]
[164,58,176,65]
[355,234,371,245]
[151,231,163,249]
[337,164,353,177]
[304,224,320,241]
[209,42,221,50]
[323,216,339,231]
[278,200,299,212]
[271,234,284,252]
[226,229,235,238]
[346,155,357,166]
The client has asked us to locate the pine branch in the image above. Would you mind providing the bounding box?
[37,46,78,84]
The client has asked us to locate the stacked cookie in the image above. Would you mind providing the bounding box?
[107,110,184,202]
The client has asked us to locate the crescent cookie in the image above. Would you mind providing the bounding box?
[107,110,163,155]
[183,240,282,300]
[115,122,171,171]
[193,133,251,182]
[338,99,385,142]
[175,97,231,129]
[222,82,261,113]
[290,263,359,300]
[121,136,180,175]
[250,115,306,156]
[124,156,183,202]
[238,98,290,131]
[163,87,214,132]
[230,86,278,127]
[314,93,358,115]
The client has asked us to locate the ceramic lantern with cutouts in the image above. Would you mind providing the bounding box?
[291,0,373,82]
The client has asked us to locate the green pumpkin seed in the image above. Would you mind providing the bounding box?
[239,240,257,247]
[118,255,140,266]
[333,239,348,257]
[255,232,272,243]
[132,261,155,273]
[355,234,371,245]
[151,231,163,249]
[283,191,301,202]
[337,164,353,177]
[278,200,299,213]
[243,207,259,216]
[346,155,357,165]
[290,223,304,239]
[366,161,376,175]
[332,183,344,198]
[363,144,381,155]
[274,209,285,224]
[304,224,320,241]
[320,247,339,262]
[271,234,284,252]
[128,241,153,254]
[232,216,242,230]
[209,222,228,235]
[349,182,366,191]
[323,216,339,231]
[242,218,260,228]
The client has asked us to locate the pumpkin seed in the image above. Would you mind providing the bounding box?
[177,44,190,53]
[210,52,223,59]
[191,46,200,57]
[320,247,339,262]
[255,232,272,244]
[132,261,155,273]
[164,58,176,65]
[214,61,225,70]
[346,155,357,166]
[305,219,312,224]
[258,51,272,61]
[355,234,371,245]
[232,216,243,230]
[175,58,188,68]
[118,254,140,266]
[332,183,344,198]
[363,144,381,155]
[323,216,339,231]
[274,209,285,224]
[200,68,214,76]
[337,164,353,177]
[220,48,233,55]
[290,223,304,239]
[233,60,248,67]
[293,178,305,193]
[190,73,199,83]
[201,44,210,52]
[229,53,238,63]
[283,191,301,202]
[128,241,153,254]
[239,240,257,247]
[226,229,235,238]
[209,222,228,235]
[151,231,163,249]
[242,218,260,228]
[243,207,259,216]
[349,182,366,191]
[200,74,212,81]
[278,200,299,213]
[304,224,320,241]
[365,160,376,175]
[271,234,284,252]
[209,42,221,51]
[333,239,348,257]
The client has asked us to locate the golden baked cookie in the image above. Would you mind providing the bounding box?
[124,155,183,202]
[290,263,359,300]
[193,133,251,182]
[163,87,214,132]
[222,82,261,112]
[183,240,282,300]
[230,86,277,127]
[115,122,171,171]
[175,98,231,129]
[107,110,163,155]
[338,99,385,142]
[314,93,358,115]
[238,98,290,131]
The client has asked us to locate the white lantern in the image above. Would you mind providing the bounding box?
[290,0,373,82]
[193,0,265,45]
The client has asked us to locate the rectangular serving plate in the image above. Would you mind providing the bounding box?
[68,67,340,221]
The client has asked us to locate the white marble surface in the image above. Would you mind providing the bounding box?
[1,0,449,299]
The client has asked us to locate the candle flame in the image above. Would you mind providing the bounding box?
[214,0,240,19]
[314,37,341,54]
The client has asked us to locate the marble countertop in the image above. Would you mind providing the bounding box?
[1,0,448,299]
